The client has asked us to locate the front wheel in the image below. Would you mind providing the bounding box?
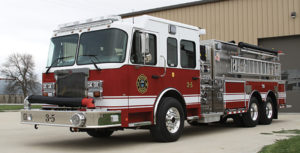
[150,97,184,142]
[242,97,260,127]
[259,97,274,125]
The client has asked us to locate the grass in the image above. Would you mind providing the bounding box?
[259,130,300,153]
[272,129,300,135]
[259,136,300,153]
[0,105,41,111]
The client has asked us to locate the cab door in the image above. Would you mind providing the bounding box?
[128,29,159,111]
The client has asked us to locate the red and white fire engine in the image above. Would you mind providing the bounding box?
[21,15,287,142]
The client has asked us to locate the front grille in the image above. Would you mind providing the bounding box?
[56,73,86,98]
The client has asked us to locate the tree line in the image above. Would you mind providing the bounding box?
[0,53,41,97]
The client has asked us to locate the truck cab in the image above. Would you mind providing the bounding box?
[21,15,206,142]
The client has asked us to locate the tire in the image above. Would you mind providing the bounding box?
[86,128,114,138]
[242,97,260,127]
[259,97,274,125]
[150,97,184,142]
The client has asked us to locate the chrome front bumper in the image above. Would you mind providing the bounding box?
[21,109,121,128]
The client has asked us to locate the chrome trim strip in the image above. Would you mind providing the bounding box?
[128,121,152,127]
[187,116,199,121]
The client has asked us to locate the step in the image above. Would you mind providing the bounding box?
[198,112,223,123]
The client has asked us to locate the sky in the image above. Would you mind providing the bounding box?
[0,0,197,81]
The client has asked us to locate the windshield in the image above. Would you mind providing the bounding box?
[77,29,128,65]
[47,34,78,67]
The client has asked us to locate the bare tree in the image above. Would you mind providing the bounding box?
[0,53,40,97]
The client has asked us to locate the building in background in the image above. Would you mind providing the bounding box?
[121,0,300,112]
[0,78,41,104]
[0,78,24,104]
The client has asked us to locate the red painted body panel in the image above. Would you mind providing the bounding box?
[226,102,245,109]
[278,84,285,92]
[224,82,245,109]
[246,81,278,94]
[42,65,200,127]
[225,82,244,93]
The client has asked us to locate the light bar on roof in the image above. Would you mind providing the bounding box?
[55,15,121,32]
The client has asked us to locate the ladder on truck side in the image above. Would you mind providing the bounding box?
[230,48,281,77]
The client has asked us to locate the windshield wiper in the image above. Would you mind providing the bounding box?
[80,54,101,71]
[46,56,74,74]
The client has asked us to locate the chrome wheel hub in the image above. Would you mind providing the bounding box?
[266,102,273,119]
[165,107,180,134]
[250,103,258,121]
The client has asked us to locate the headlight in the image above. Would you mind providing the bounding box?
[70,113,86,127]
[42,82,55,97]
[87,80,103,98]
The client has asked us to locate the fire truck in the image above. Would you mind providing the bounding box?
[21,15,287,142]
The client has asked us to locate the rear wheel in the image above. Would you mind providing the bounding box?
[86,128,114,138]
[150,97,184,142]
[259,97,274,125]
[242,97,260,127]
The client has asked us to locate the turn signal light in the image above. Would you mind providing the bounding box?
[43,92,48,97]
[93,91,101,97]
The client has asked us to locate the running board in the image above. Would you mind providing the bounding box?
[198,112,223,123]
[187,116,199,121]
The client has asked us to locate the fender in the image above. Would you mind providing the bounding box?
[266,90,277,102]
[247,90,262,109]
[266,90,278,110]
[153,88,185,124]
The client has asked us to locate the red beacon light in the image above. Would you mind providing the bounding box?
[278,50,285,55]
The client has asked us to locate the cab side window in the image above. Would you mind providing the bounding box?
[180,40,196,68]
[130,31,157,65]
[167,37,178,67]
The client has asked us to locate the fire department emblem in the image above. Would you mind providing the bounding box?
[136,74,148,94]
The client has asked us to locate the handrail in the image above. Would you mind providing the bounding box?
[160,55,167,78]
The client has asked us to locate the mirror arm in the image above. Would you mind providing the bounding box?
[144,51,146,65]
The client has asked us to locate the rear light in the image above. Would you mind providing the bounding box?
[278,50,285,55]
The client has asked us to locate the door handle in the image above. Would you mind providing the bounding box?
[192,77,199,80]
[152,56,166,79]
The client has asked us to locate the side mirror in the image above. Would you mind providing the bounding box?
[140,32,151,63]
[141,33,150,54]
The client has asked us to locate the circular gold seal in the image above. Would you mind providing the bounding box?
[136,74,148,94]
